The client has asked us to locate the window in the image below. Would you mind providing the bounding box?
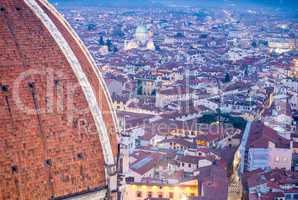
[11,165,18,173]
[188,163,191,168]
[136,191,142,198]
[54,79,60,86]
[182,163,185,167]
[158,192,163,198]
[147,191,152,198]
[285,194,291,200]
[169,192,174,198]
[44,159,52,167]
[275,157,280,162]
[77,153,84,160]
[1,85,8,92]
[28,82,35,89]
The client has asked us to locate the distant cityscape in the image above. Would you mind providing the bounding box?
[48,2,298,200]
[1,0,297,200]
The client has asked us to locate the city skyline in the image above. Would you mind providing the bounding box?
[50,0,298,10]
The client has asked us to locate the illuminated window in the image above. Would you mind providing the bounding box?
[275,157,280,162]
[136,191,142,198]
[158,192,163,198]
[169,192,174,198]
[283,157,287,161]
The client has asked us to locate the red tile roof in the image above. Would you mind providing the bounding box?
[130,152,162,175]
[247,122,291,148]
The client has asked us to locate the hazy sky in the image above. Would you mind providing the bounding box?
[49,0,298,9]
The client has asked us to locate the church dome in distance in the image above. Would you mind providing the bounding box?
[135,25,149,44]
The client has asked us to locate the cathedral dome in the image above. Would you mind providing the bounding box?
[135,25,149,44]
[0,0,118,199]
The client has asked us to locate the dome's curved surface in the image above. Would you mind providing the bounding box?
[0,0,118,199]
[135,25,149,44]
[135,25,148,34]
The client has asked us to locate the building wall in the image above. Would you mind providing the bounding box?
[178,162,198,173]
[198,159,213,168]
[248,147,292,171]
[290,95,298,110]
[156,92,194,108]
[268,147,292,170]
[122,183,198,200]
[248,148,269,171]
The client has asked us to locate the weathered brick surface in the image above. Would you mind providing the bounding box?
[36,0,118,157]
[0,1,117,199]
